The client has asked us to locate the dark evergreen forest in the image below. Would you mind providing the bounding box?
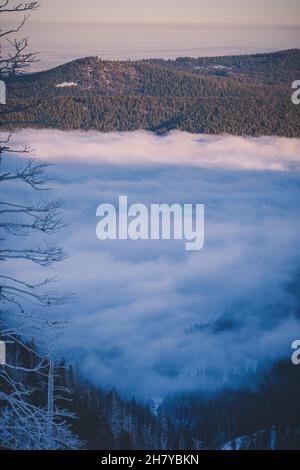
[1,49,299,137]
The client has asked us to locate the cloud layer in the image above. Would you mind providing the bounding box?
[3,129,300,398]
[11,129,300,172]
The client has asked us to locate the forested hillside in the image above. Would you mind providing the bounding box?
[1,334,299,450]
[146,49,300,84]
[1,50,299,136]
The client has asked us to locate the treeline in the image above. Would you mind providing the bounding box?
[161,361,300,450]
[1,50,299,137]
[145,49,300,85]
[1,334,300,450]
[1,94,299,137]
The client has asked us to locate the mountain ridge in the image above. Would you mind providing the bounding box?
[1,49,300,136]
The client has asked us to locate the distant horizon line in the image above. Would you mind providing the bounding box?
[23,47,299,75]
[3,19,300,29]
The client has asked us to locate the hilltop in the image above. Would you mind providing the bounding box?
[1,49,300,136]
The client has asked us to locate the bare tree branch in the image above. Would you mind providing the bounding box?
[0,14,28,38]
[0,200,66,234]
[0,1,40,13]
[0,1,40,77]
[0,158,51,189]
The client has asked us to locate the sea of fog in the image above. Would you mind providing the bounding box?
[2,22,300,70]
[2,130,300,398]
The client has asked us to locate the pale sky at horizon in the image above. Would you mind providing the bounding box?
[9,0,300,26]
[2,0,300,69]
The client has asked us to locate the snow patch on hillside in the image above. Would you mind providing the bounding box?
[55,82,78,88]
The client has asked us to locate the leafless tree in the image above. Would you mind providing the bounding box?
[0,133,70,318]
[0,3,83,449]
[0,128,80,446]
[0,1,40,77]
[0,134,79,448]
[0,349,84,449]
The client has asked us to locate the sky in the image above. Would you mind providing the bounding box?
[8,0,300,26]
[2,0,300,69]
[3,130,300,398]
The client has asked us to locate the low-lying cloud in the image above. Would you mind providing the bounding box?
[2,129,300,398]
[11,129,300,172]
